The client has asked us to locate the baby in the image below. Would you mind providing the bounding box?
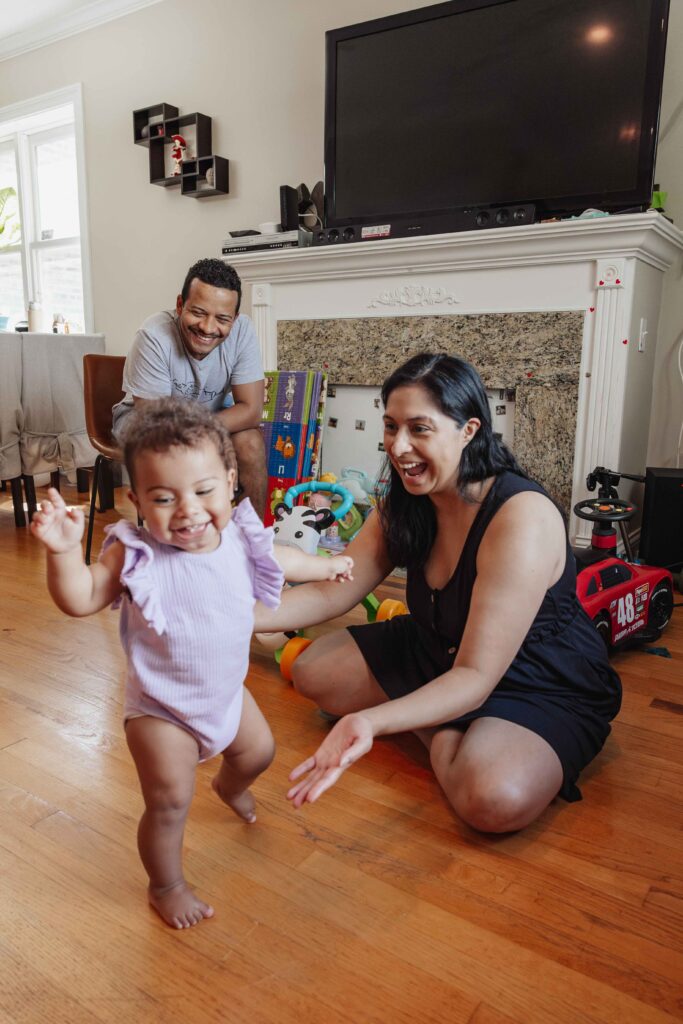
[31,397,352,929]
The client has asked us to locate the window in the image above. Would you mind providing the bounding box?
[585,575,599,597]
[599,563,633,590]
[0,86,91,332]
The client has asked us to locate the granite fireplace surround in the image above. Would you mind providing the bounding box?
[278,310,583,514]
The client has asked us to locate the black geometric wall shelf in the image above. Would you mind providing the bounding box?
[181,156,230,197]
[132,102,229,198]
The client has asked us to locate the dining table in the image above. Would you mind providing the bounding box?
[0,331,106,525]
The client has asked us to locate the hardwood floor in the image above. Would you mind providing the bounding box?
[1,482,682,1024]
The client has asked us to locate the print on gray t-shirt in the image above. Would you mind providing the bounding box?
[112,310,263,437]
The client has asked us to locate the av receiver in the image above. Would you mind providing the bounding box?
[301,204,535,246]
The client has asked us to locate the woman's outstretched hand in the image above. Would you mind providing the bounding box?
[30,487,85,553]
[287,712,375,807]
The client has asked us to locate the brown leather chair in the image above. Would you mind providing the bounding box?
[83,354,126,564]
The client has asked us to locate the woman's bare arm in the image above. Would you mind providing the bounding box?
[254,511,393,633]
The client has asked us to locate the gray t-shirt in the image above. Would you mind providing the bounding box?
[112,310,263,437]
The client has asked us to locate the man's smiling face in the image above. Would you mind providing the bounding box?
[176,278,238,360]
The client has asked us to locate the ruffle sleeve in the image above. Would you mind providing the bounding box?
[232,499,284,608]
[102,520,166,634]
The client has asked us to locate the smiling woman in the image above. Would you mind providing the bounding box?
[254,352,623,833]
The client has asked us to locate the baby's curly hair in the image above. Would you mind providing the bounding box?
[121,397,237,490]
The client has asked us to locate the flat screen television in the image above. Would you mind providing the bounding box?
[324,0,670,231]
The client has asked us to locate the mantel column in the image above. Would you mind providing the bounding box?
[573,257,630,544]
[250,282,276,370]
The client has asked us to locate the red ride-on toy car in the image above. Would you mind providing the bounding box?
[573,467,674,650]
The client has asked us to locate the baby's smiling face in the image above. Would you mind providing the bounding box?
[129,440,236,553]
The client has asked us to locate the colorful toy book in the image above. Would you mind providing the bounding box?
[261,370,327,525]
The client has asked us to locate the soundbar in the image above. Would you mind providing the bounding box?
[300,204,535,246]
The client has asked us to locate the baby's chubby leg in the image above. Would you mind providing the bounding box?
[212,689,275,823]
[125,716,213,929]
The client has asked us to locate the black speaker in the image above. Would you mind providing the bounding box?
[304,203,536,246]
[279,185,299,232]
[638,467,683,569]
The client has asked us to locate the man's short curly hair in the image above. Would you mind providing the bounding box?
[180,258,242,312]
[121,397,237,490]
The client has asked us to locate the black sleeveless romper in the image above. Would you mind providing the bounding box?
[348,472,622,801]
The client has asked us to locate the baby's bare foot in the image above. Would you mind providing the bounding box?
[148,881,214,929]
[211,776,257,823]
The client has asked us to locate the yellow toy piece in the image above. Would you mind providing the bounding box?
[376,598,408,621]
[280,635,313,682]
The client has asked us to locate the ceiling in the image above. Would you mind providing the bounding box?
[0,0,163,61]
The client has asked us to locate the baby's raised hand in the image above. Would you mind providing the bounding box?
[324,554,354,582]
[30,487,85,553]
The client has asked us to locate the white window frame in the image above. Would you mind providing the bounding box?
[0,84,93,332]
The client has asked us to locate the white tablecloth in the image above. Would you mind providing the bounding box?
[0,336,23,480]
[0,332,106,477]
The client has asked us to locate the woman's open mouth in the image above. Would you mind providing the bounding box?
[399,461,428,480]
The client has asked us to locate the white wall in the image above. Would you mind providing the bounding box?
[0,0,681,467]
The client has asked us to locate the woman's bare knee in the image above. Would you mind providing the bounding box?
[291,629,388,715]
[448,773,546,833]
[291,647,328,703]
[290,633,342,701]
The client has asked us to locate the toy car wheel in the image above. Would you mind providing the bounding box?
[592,612,611,650]
[647,581,674,631]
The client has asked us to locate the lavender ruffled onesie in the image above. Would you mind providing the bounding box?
[103,499,284,760]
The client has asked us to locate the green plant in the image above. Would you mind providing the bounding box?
[0,186,20,248]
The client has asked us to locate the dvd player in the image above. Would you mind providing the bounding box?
[300,204,535,246]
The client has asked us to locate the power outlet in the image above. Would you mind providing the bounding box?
[638,318,648,352]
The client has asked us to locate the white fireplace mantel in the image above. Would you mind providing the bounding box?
[228,212,683,544]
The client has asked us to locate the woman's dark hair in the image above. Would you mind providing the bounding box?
[121,397,237,491]
[378,352,526,568]
[180,258,242,313]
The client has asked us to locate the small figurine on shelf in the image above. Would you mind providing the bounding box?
[170,134,187,176]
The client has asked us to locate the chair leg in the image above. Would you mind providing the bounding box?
[85,454,105,565]
[50,470,61,491]
[97,459,115,512]
[9,478,26,527]
[76,468,90,494]
[22,475,37,522]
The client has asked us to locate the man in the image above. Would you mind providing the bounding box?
[113,258,267,517]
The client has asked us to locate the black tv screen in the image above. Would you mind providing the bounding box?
[324,0,670,226]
